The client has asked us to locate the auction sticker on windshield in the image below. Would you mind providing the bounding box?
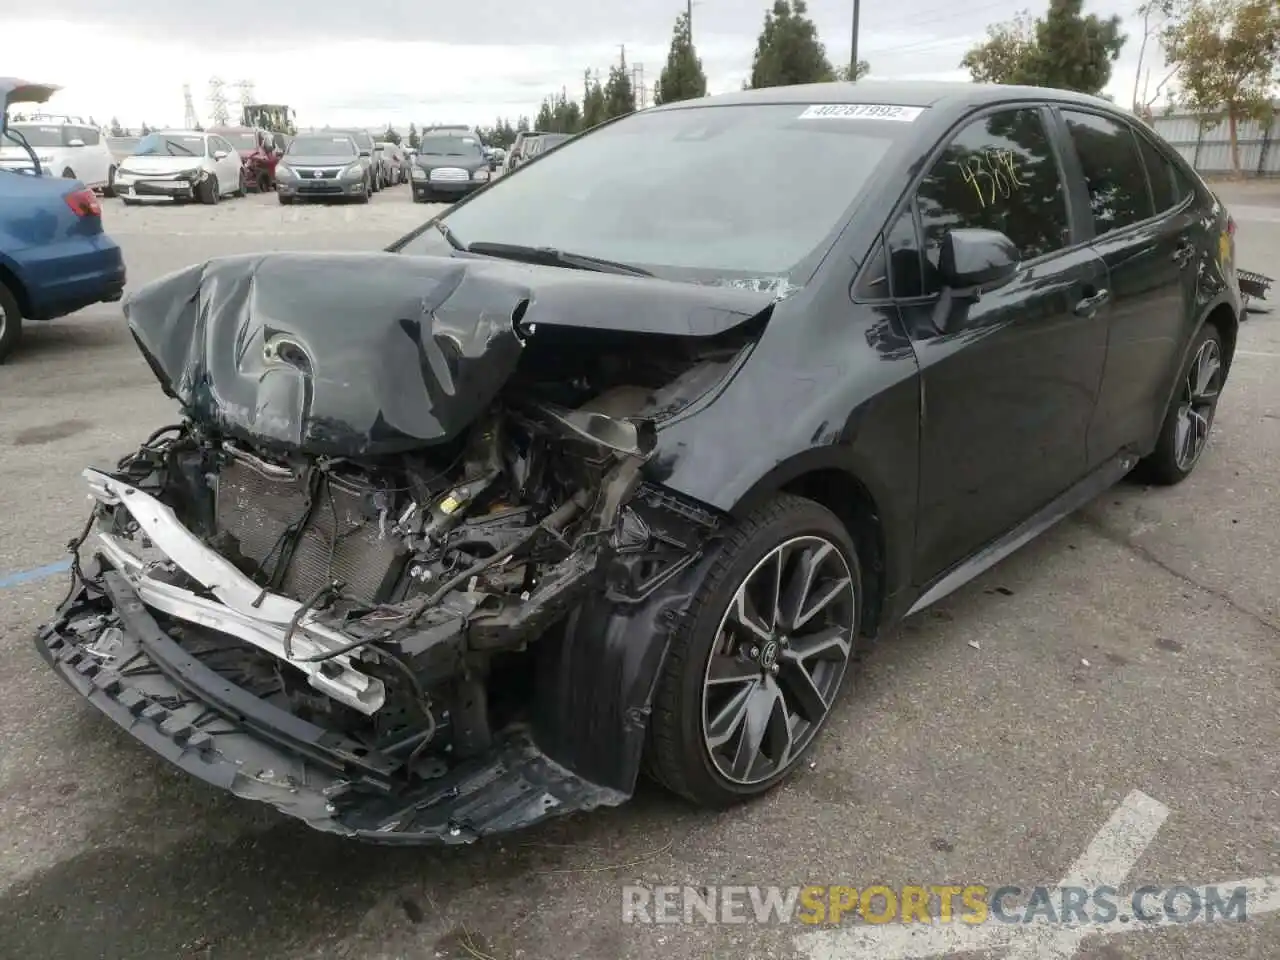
[798,104,924,122]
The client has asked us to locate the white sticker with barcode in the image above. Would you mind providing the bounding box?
[798,104,924,122]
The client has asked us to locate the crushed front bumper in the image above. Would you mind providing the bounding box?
[35,565,628,844]
[32,466,632,844]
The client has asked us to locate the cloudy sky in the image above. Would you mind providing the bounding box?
[6,0,1165,130]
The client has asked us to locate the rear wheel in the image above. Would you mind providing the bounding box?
[0,281,24,364]
[104,166,117,197]
[1136,324,1226,485]
[645,494,861,807]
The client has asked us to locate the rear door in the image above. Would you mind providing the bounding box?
[1053,108,1203,464]
[890,104,1111,583]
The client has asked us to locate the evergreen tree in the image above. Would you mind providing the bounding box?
[382,124,402,145]
[655,12,709,104]
[109,117,125,136]
[749,0,836,89]
[604,49,637,119]
[407,122,420,149]
[582,71,608,129]
[535,97,555,131]
[961,0,1126,95]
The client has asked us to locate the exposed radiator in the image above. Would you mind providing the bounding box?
[213,459,405,604]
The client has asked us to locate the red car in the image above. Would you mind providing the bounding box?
[209,125,280,193]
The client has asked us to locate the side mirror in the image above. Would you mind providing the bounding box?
[939,228,1019,294]
[67,138,85,148]
[213,149,229,160]
[359,150,371,158]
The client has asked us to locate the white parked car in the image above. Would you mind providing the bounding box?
[0,116,116,194]
[114,130,245,205]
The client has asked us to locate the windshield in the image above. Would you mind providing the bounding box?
[418,135,482,157]
[7,124,66,147]
[133,133,205,157]
[222,132,258,150]
[431,103,904,280]
[287,136,356,156]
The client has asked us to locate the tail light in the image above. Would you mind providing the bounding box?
[63,187,101,217]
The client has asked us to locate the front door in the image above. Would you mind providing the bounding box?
[890,105,1111,584]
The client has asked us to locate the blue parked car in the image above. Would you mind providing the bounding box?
[0,78,126,362]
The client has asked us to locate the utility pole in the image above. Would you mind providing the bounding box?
[687,0,693,45]
[850,0,861,76]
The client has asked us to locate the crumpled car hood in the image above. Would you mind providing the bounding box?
[124,251,775,457]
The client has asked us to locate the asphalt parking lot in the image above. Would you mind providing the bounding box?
[0,183,1277,960]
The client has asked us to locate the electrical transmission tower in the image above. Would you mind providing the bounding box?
[236,80,256,114]
[182,84,200,129]
[207,77,230,126]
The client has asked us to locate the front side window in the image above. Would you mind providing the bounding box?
[916,107,1071,293]
[1061,109,1155,235]
[425,102,910,282]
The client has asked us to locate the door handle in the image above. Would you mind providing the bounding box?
[1172,242,1195,266]
[1074,288,1111,317]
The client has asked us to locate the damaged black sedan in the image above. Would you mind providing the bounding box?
[37,81,1244,843]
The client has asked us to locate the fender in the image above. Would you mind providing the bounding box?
[531,544,720,793]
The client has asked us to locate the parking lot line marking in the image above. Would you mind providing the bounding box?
[794,790,1173,960]
[0,559,71,590]
[1236,350,1280,359]
[1002,791,1169,960]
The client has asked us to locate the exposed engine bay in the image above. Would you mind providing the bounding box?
[71,320,742,796]
[34,249,786,841]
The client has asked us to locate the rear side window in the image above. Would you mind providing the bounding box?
[1133,130,1186,212]
[1061,110,1154,235]
[915,107,1070,293]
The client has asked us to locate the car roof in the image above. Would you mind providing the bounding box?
[153,129,207,137]
[650,79,1121,115]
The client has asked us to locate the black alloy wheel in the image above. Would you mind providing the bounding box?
[1137,324,1226,485]
[646,494,861,806]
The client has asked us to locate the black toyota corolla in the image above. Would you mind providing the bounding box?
[36,81,1243,843]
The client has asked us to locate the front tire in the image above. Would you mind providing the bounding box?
[199,175,220,205]
[0,281,23,364]
[645,493,861,807]
[278,194,294,205]
[1136,324,1226,485]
